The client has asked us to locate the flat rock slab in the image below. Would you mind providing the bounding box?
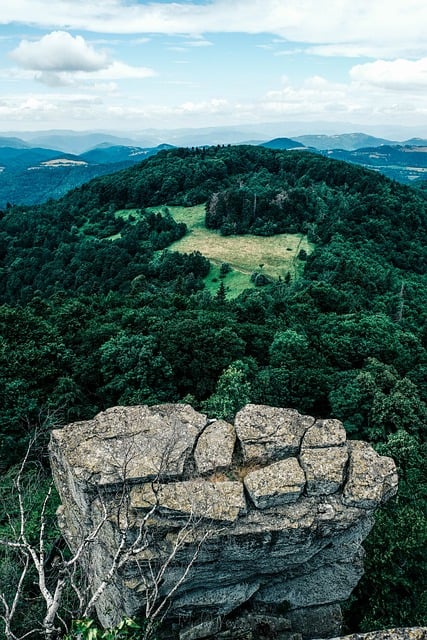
[130,478,247,522]
[179,617,222,640]
[50,404,207,485]
[254,559,364,609]
[235,404,314,463]
[172,580,260,616]
[244,458,306,508]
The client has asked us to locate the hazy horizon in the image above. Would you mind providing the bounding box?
[1,121,426,145]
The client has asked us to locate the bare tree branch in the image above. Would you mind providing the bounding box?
[1,427,215,640]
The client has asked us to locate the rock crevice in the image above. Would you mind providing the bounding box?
[49,403,398,640]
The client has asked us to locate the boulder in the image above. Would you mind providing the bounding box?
[301,419,347,448]
[49,403,207,486]
[244,458,305,508]
[235,404,314,462]
[194,419,236,474]
[299,446,348,496]
[342,441,399,508]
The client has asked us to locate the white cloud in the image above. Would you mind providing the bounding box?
[274,48,305,57]
[183,38,213,48]
[31,61,156,87]
[258,74,427,124]
[1,1,427,58]
[350,57,427,90]
[108,98,230,119]
[0,77,426,131]
[305,44,407,59]
[8,31,156,88]
[77,60,155,81]
[10,31,110,71]
[176,98,229,114]
[0,92,106,127]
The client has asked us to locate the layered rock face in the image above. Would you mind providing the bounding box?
[49,404,398,639]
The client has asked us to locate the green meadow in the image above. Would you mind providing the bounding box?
[116,205,313,297]
[153,205,313,297]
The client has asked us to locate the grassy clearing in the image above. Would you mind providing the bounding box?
[204,264,258,297]
[147,204,314,298]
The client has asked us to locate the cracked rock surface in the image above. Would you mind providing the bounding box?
[49,403,398,640]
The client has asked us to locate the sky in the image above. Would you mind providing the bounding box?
[0,0,426,137]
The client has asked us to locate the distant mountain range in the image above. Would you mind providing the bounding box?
[0,143,174,207]
[292,133,395,150]
[5,125,427,153]
[0,131,425,207]
[257,137,427,184]
[319,144,427,185]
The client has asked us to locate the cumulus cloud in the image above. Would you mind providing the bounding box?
[8,31,156,87]
[10,31,110,71]
[350,57,427,90]
[1,1,427,58]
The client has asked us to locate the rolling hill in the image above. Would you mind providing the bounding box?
[259,137,305,150]
[0,129,426,207]
[0,143,174,206]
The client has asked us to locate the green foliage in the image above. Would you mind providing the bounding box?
[345,431,427,631]
[219,262,232,278]
[329,358,427,441]
[99,333,176,405]
[0,144,427,634]
[269,329,310,368]
[202,359,254,421]
[65,617,153,640]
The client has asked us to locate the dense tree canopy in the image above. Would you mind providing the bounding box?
[0,145,426,634]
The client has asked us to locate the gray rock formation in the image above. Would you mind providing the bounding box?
[49,403,398,640]
[325,629,427,640]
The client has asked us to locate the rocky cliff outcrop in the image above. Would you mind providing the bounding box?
[49,404,398,640]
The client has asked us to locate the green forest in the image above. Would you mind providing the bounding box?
[0,145,426,637]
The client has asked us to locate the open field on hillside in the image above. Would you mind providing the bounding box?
[118,205,313,297]
[156,205,313,296]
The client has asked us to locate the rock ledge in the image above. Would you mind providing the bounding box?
[49,404,398,640]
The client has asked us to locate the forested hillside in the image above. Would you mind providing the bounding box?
[0,143,170,207]
[0,146,426,635]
